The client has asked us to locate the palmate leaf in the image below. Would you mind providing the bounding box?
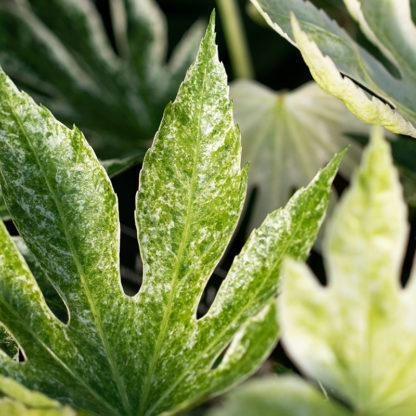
[0,15,342,416]
[0,376,75,416]
[231,79,365,230]
[0,0,204,159]
[277,127,416,415]
[251,0,416,138]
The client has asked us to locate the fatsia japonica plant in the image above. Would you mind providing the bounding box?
[212,128,416,415]
[0,15,343,415]
[251,0,416,138]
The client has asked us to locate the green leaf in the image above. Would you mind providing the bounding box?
[0,0,204,159]
[209,376,349,416]
[0,15,342,415]
[0,376,75,416]
[280,127,416,414]
[0,152,143,220]
[231,79,365,230]
[251,0,416,137]
[11,237,67,323]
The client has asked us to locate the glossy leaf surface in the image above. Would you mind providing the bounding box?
[0,16,341,416]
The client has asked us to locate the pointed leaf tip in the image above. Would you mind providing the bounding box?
[208,10,216,32]
[325,146,347,175]
[199,10,217,55]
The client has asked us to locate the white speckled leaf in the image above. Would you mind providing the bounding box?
[231,79,365,230]
[0,151,144,221]
[0,15,343,416]
[280,127,416,414]
[251,0,416,137]
[10,237,67,323]
[209,376,349,416]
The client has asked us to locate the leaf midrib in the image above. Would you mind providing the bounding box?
[137,66,209,416]
[5,98,132,416]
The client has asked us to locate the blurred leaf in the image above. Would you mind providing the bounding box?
[348,133,416,206]
[272,363,294,375]
[281,127,416,414]
[231,79,364,230]
[0,0,204,159]
[100,151,144,178]
[209,376,349,416]
[251,0,416,137]
[0,376,75,416]
[401,167,416,207]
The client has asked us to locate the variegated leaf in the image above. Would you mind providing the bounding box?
[280,127,416,414]
[251,0,416,137]
[209,376,349,416]
[0,15,342,416]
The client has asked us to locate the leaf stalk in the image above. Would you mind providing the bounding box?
[216,0,254,79]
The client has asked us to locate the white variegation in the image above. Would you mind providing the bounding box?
[251,0,416,138]
[0,14,343,416]
[281,127,416,414]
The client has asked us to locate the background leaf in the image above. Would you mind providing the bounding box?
[0,376,75,416]
[0,0,204,159]
[251,0,416,137]
[231,78,364,230]
[209,376,349,416]
[280,127,416,414]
